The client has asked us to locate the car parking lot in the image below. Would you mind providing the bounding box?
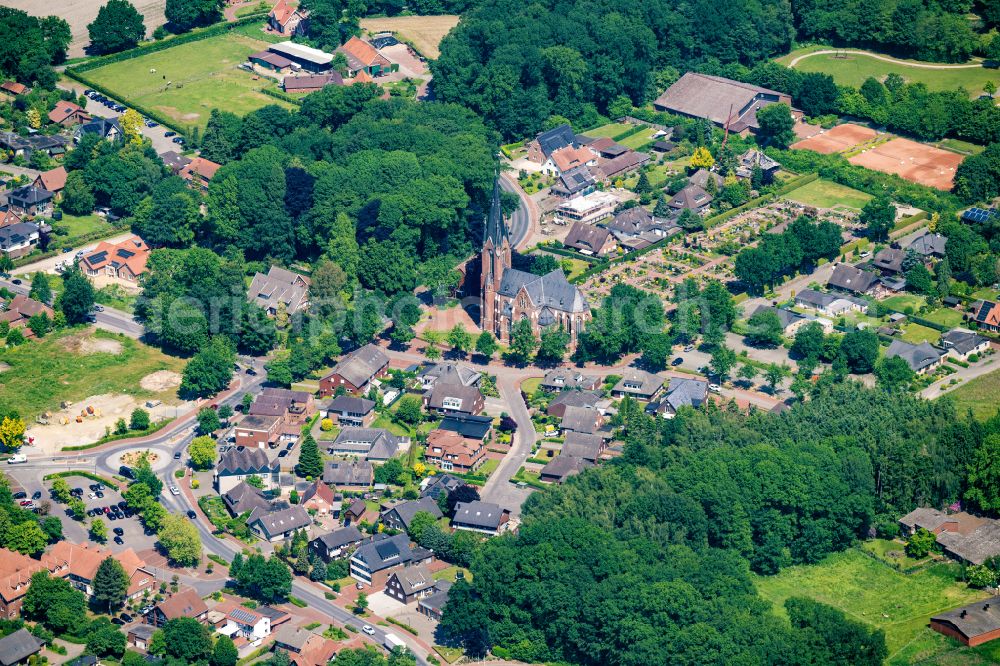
[40,477,159,553]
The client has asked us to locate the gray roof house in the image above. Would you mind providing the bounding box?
[417,580,452,620]
[561,431,605,463]
[0,629,43,666]
[872,247,905,274]
[310,525,364,560]
[735,149,780,181]
[563,222,616,256]
[385,563,437,604]
[420,473,464,500]
[248,266,310,316]
[452,501,511,535]
[418,362,481,390]
[222,481,272,516]
[612,370,664,400]
[324,395,376,427]
[437,415,493,441]
[560,405,601,435]
[248,505,312,542]
[750,305,806,332]
[550,166,597,198]
[907,231,947,258]
[886,340,943,374]
[321,343,389,395]
[74,117,121,143]
[328,427,404,461]
[828,264,880,295]
[540,369,600,392]
[940,329,989,359]
[540,454,589,483]
[349,533,432,585]
[215,447,280,493]
[425,383,484,416]
[668,184,712,214]
[548,390,602,418]
[380,496,443,532]
[900,508,1000,566]
[794,288,869,316]
[649,377,709,418]
[323,460,374,489]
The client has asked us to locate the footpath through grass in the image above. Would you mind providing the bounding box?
[0,327,186,420]
[754,548,988,664]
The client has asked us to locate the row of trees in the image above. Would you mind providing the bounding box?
[733,215,844,294]
[87,0,224,56]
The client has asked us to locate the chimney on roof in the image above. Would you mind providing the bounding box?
[986,604,991,611]
[961,610,968,618]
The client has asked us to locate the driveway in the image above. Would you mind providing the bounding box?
[60,80,180,153]
[11,232,135,276]
[921,355,998,399]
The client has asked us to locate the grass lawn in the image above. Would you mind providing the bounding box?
[235,1,269,17]
[754,548,988,664]
[946,366,1000,421]
[520,377,542,395]
[970,287,1000,302]
[197,495,230,531]
[434,646,464,664]
[617,127,657,149]
[900,323,942,344]
[83,32,295,130]
[582,123,632,139]
[937,138,986,156]
[921,307,965,328]
[776,46,1000,98]
[783,178,873,210]
[477,458,499,477]
[371,413,412,438]
[859,538,934,571]
[0,327,186,421]
[50,214,114,246]
[432,565,471,583]
[881,294,928,313]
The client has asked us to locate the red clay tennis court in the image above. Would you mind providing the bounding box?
[791,123,879,154]
[848,138,964,190]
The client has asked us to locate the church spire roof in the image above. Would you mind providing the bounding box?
[485,171,509,247]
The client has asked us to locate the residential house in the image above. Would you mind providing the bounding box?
[385,564,437,604]
[971,300,1000,333]
[688,168,724,192]
[349,533,433,587]
[0,294,53,337]
[647,377,709,419]
[146,587,209,627]
[49,542,157,601]
[540,369,600,392]
[419,473,464,501]
[437,414,493,442]
[930,598,1000,647]
[593,150,649,181]
[380,496,443,532]
[78,236,150,290]
[668,184,712,215]
[5,186,53,217]
[282,72,343,93]
[886,339,943,374]
[33,167,67,195]
[310,526,363,561]
[560,405,602,436]
[908,231,947,258]
[269,0,309,35]
[424,383,484,416]
[0,222,42,260]
[424,428,486,472]
[872,247,905,274]
[234,414,282,448]
[0,629,43,666]
[540,454,589,484]
[215,447,280,494]
[0,547,69,618]
[417,362,481,391]
[319,344,389,396]
[323,394,378,428]
[159,150,191,174]
[561,431,606,463]
[452,501,511,536]
[794,288,868,316]
[265,42,333,73]
[526,124,578,164]
[547,390,601,419]
[75,117,122,143]
[47,100,90,127]
[940,328,990,360]
[550,166,597,198]
[0,82,27,96]
[247,265,311,317]
[249,505,312,542]
[219,606,271,641]
[828,264,881,296]
[0,132,67,159]
[128,624,156,651]
[612,370,663,401]
[563,222,617,257]
[300,480,337,516]
[251,387,315,430]
[735,149,780,182]
[342,498,367,525]
[323,460,373,491]
[652,72,794,136]
[179,157,221,192]
[272,626,339,666]
[336,37,391,77]
[605,207,680,252]
[555,191,618,225]
[541,145,597,178]
[221,481,271,517]
[749,305,809,336]
[327,427,403,461]
[586,136,630,160]
[417,580,452,620]
[900,508,1000,565]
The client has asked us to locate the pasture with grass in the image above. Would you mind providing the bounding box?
[82,32,294,130]
[946,367,1000,421]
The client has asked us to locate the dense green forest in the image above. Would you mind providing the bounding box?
[439,384,993,662]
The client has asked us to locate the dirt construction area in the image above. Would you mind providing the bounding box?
[360,15,460,59]
[6,0,167,58]
[791,123,879,154]
[849,138,965,190]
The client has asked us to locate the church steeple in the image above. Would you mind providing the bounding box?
[480,170,510,336]
[484,171,509,247]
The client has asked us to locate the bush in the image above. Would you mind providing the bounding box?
[320,418,334,431]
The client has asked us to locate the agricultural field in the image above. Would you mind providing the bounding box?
[0,327,186,421]
[359,15,460,59]
[946,367,1000,421]
[82,32,294,130]
[754,548,989,665]
[777,46,1000,98]
[783,177,872,210]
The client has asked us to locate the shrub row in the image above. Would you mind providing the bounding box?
[261,87,303,106]
[42,470,120,491]
[62,420,172,450]
[533,243,603,264]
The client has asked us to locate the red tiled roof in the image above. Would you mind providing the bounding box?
[1,82,27,96]
[180,157,221,182]
[79,236,150,277]
[36,166,67,192]
[47,100,88,125]
[340,37,385,67]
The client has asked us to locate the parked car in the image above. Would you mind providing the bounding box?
[278,450,289,458]
[245,367,257,376]
[108,512,117,521]
[671,357,683,366]
[117,501,127,510]
[362,625,375,636]
[31,491,41,500]
[164,131,176,137]
[93,305,104,312]
[113,527,124,536]
[708,383,721,393]
[173,451,182,460]
[95,490,104,498]
[172,137,185,145]
[19,500,33,507]
[683,344,695,352]
[120,613,133,623]
[89,484,99,492]
[169,486,180,496]
[10,279,20,285]
[187,510,197,520]
[11,491,26,500]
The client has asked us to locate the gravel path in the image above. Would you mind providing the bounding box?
[788,49,985,69]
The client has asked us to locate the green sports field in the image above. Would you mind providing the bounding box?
[777,46,1000,98]
[83,32,294,130]
[783,177,872,210]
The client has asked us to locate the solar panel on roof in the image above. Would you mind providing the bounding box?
[375,541,399,559]
[963,208,998,223]
[230,607,258,623]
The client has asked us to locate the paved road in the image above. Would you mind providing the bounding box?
[921,355,998,400]
[499,174,532,249]
[478,376,533,515]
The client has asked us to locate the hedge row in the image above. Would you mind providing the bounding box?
[610,124,648,143]
[533,243,603,264]
[42,470,120,491]
[71,14,268,74]
[261,87,303,106]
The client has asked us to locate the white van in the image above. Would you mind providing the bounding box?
[7,453,27,464]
